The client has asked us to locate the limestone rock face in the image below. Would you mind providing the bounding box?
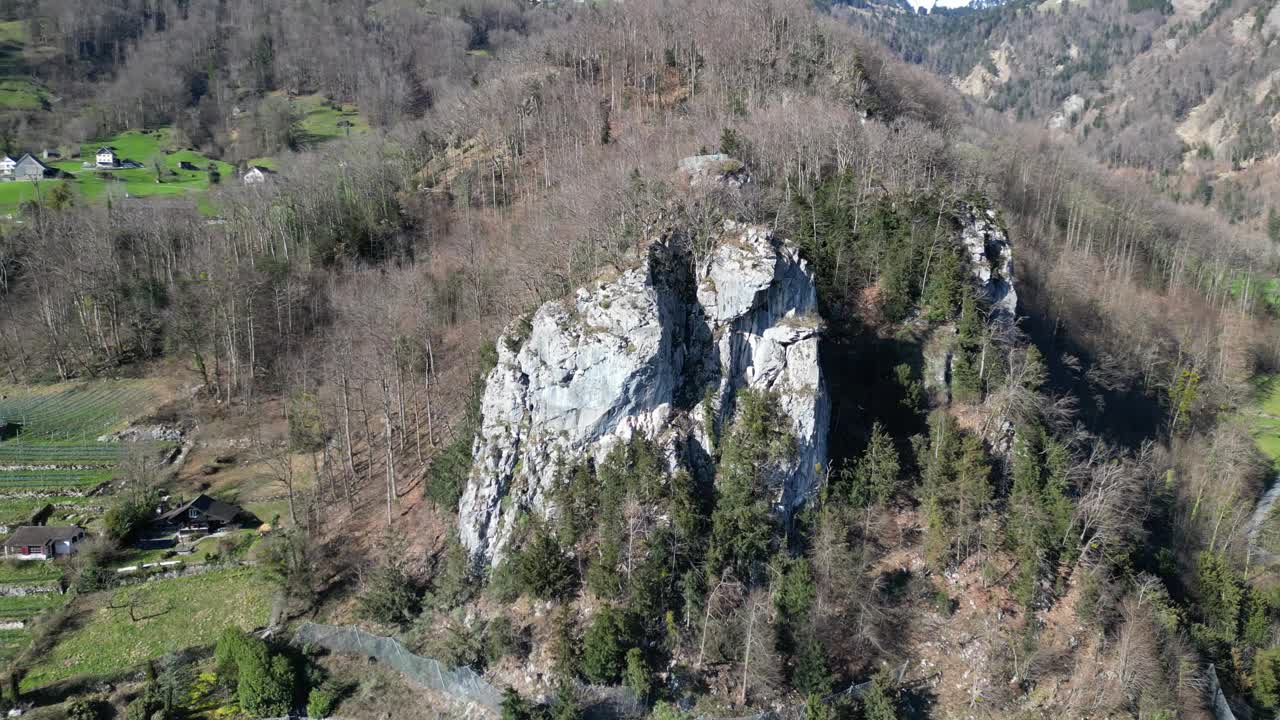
[459,221,828,564]
[677,154,750,190]
[956,204,1017,322]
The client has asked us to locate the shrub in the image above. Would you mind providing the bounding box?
[215,628,295,717]
[356,563,420,627]
[1254,646,1280,709]
[483,616,522,665]
[65,697,106,720]
[307,685,338,718]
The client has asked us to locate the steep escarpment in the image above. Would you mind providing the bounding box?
[459,219,829,564]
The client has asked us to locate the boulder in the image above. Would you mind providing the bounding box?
[459,219,828,564]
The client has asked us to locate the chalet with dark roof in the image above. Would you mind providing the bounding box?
[154,494,245,537]
[2,526,86,560]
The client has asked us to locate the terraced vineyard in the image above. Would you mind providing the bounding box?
[0,382,158,440]
[0,380,168,668]
[0,469,113,491]
[0,444,124,465]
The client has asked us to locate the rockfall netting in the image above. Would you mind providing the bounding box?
[293,622,504,710]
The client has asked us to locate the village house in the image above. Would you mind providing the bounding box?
[153,494,245,539]
[13,154,53,182]
[1,526,86,560]
[0,156,15,178]
[95,146,117,168]
[242,165,276,185]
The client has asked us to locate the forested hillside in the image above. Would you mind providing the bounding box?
[0,0,1278,719]
[845,0,1280,244]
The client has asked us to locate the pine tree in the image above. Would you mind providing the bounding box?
[861,667,899,720]
[708,390,791,581]
[582,606,630,684]
[848,421,901,507]
[624,648,652,701]
[951,287,984,404]
[1007,429,1045,607]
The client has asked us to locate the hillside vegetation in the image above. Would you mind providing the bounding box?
[0,0,1276,719]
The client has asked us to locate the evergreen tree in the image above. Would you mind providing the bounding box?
[515,522,579,601]
[861,667,899,720]
[847,421,901,507]
[708,390,792,581]
[624,648,653,702]
[1007,429,1045,607]
[500,687,535,720]
[582,606,630,684]
[1254,646,1280,708]
[792,632,832,697]
[921,242,965,321]
[951,287,985,404]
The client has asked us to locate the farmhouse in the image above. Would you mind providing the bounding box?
[13,154,53,182]
[2,526,86,560]
[154,494,245,537]
[242,166,276,185]
[0,156,14,177]
[95,146,117,167]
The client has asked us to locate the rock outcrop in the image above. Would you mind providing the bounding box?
[956,203,1017,322]
[677,154,750,190]
[459,220,828,564]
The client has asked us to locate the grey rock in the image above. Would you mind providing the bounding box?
[956,204,1017,322]
[677,154,750,190]
[459,220,827,564]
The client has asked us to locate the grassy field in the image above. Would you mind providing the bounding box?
[0,129,236,216]
[22,567,272,690]
[1247,375,1280,466]
[291,93,369,145]
[0,561,61,585]
[0,20,51,112]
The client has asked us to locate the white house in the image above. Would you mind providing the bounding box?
[242,166,277,185]
[95,146,117,168]
[0,156,15,177]
[1,526,86,560]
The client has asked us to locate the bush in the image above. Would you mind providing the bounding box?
[356,563,420,627]
[65,697,106,720]
[483,616,522,665]
[215,628,295,717]
[103,489,161,544]
[307,685,338,718]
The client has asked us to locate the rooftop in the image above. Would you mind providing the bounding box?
[3,526,85,548]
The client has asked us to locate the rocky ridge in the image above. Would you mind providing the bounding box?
[459,206,829,564]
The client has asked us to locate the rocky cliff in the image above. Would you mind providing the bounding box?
[459,219,829,565]
[957,203,1017,322]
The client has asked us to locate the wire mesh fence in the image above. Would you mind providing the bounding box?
[294,622,505,710]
